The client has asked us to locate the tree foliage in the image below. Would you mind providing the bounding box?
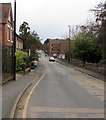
[43,38,50,54]
[92,2,106,60]
[19,21,30,35]
[73,32,102,63]
[19,21,43,58]
[65,2,106,64]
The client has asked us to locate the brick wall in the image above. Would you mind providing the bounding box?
[16,35,23,51]
[0,4,2,45]
[84,63,105,75]
[0,24,2,45]
[70,58,105,75]
[49,39,69,56]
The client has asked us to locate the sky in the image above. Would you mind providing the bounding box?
[0,0,105,42]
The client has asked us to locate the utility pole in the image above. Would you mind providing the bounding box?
[68,25,71,63]
[13,0,16,80]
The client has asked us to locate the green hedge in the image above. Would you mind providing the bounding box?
[16,51,30,71]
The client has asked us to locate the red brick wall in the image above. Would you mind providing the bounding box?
[49,39,69,56]
[0,24,2,45]
[2,23,13,47]
[2,24,5,46]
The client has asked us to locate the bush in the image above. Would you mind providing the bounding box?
[72,33,102,63]
[16,51,30,71]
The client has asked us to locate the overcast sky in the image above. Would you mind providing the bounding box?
[0,0,105,42]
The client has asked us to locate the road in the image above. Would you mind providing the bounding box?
[25,54,104,118]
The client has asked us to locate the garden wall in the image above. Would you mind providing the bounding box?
[70,58,105,75]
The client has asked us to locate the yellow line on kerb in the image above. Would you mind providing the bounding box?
[22,73,46,118]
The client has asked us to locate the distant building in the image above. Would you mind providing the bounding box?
[16,34,23,51]
[49,39,69,57]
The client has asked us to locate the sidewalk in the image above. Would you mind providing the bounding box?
[56,59,105,81]
[2,62,44,118]
[16,73,23,80]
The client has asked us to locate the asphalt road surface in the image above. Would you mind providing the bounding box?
[26,54,104,118]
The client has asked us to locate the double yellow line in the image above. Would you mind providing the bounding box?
[22,73,46,118]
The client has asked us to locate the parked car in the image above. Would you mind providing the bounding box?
[49,57,55,62]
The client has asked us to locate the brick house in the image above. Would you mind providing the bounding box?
[0,3,13,47]
[49,39,69,57]
[16,34,23,51]
[0,3,14,81]
[0,4,2,46]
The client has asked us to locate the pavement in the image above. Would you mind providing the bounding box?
[56,59,105,81]
[2,61,44,118]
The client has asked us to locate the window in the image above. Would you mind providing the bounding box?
[58,49,60,52]
[10,30,13,42]
[7,27,10,41]
[10,29,13,42]
[7,24,13,42]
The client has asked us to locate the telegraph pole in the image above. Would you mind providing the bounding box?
[68,25,71,63]
[13,0,16,80]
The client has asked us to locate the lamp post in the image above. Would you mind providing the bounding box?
[68,25,71,39]
[13,0,16,80]
[68,25,71,63]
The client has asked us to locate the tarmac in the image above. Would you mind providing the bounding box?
[2,59,105,118]
[56,59,105,81]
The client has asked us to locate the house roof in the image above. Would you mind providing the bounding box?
[0,3,12,23]
[49,39,68,44]
[16,34,24,41]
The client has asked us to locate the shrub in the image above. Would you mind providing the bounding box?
[16,51,30,71]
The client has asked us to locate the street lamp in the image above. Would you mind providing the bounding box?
[13,0,16,80]
[68,25,71,39]
[68,25,71,63]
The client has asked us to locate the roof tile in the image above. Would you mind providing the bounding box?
[0,3,11,23]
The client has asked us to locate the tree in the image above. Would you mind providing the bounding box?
[91,2,106,61]
[66,2,105,64]
[97,2,106,60]
[19,22,31,50]
[19,21,43,59]
[31,31,43,50]
[44,38,49,44]
[43,38,50,54]
[19,21,30,35]
[73,32,102,63]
